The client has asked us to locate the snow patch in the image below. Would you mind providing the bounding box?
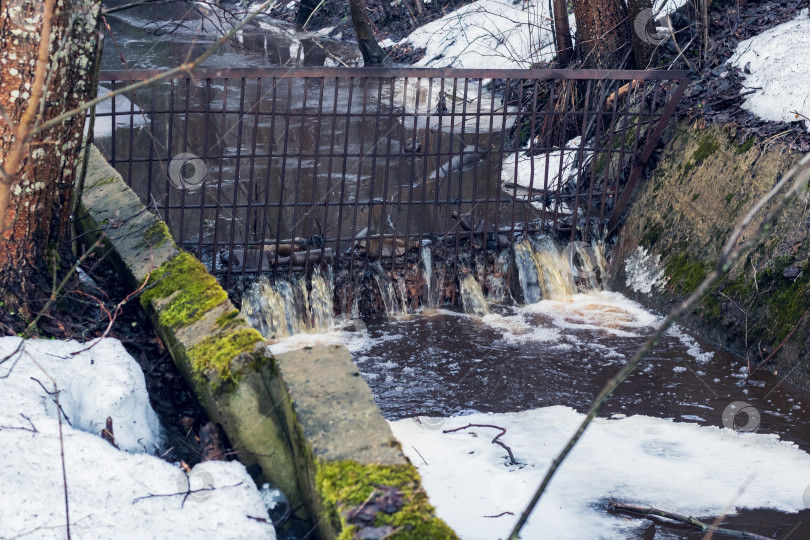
[729,9,810,130]
[403,0,565,69]
[391,406,810,540]
[0,337,275,539]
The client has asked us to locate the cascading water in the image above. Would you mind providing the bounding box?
[485,250,511,303]
[241,270,335,340]
[459,274,490,316]
[395,274,409,313]
[421,245,434,308]
[514,236,585,303]
[370,263,400,316]
[564,241,607,292]
[309,267,335,332]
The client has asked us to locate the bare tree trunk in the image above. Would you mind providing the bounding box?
[552,0,573,66]
[349,0,390,66]
[0,0,101,316]
[571,0,631,69]
[626,0,657,68]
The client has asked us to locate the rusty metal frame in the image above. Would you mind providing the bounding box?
[94,67,689,287]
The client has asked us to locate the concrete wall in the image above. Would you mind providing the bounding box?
[609,120,810,389]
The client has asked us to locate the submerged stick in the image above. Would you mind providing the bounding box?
[507,153,810,540]
[608,500,774,539]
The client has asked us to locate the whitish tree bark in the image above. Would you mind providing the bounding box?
[0,0,101,316]
[571,0,632,69]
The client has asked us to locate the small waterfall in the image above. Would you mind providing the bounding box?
[485,250,511,303]
[459,274,490,316]
[309,267,335,332]
[513,236,575,303]
[370,263,400,316]
[514,237,543,304]
[564,240,607,291]
[395,274,409,313]
[241,270,335,340]
[421,245,434,307]
[432,262,446,307]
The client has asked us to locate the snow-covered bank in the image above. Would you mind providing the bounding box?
[729,8,810,130]
[0,338,275,539]
[402,0,561,69]
[391,406,810,539]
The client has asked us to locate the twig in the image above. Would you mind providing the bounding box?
[443,423,516,465]
[132,481,243,508]
[608,500,773,539]
[508,153,810,540]
[484,511,514,518]
[29,377,73,427]
[411,445,428,465]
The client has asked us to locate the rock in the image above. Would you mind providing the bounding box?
[783,265,802,280]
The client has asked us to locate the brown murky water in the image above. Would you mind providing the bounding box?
[353,299,810,539]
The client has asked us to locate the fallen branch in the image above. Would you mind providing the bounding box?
[443,424,516,465]
[607,500,774,539]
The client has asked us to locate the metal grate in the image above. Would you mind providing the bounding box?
[94,67,688,289]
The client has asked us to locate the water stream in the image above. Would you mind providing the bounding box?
[101,5,810,538]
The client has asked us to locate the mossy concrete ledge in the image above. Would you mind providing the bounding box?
[265,346,458,540]
[76,146,456,539]
[75,144,303,514]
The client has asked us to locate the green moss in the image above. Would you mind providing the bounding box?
[691,193,700,201]
[735,136,756,154]
[682,133,719,176]
[98,218,109,227]
[641,222,662,248]
[140,253,227,329]
[317,460,458,540]
[215,308,240,328]
[88,176,117,189]
[186,328,265,385]
[764,259,810,344]
[142,220,171,247]
[665,252,711,294]
[725,193,734,204]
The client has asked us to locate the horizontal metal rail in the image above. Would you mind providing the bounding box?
[94,68,689,288]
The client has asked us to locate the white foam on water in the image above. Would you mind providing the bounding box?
[390,406,810,540]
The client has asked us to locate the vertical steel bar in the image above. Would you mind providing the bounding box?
[240,77,262,281]
[257,77,279,277]
[211,78,229,284]
[197,78,211,267]
[335,77,354,262]
[570,79,592,242]
[223,77,247,289]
